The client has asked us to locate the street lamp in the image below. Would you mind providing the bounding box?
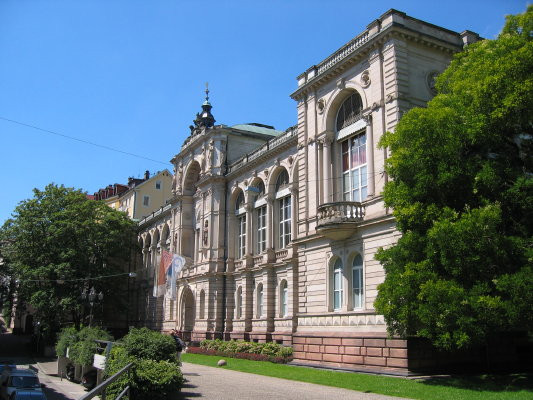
[81,286,103,327]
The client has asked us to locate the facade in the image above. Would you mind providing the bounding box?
[134,9,480,372]
[93,183,129,210]
[118,170,173,220]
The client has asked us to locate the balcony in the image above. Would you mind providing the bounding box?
[316,202,365,240]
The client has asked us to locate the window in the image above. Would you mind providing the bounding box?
[155,180,161,190]
[236,286,242,319]
[236,191,246,258]
[279,197,291,248]
[333,258,343,310]
[256,206,266,253]
[280,280,288,317]
[199,290,205,319]
[257,284,263,318]
[352,254,364,309]
[276,170,291,248]
[336,92,363,132]
[342,133,367,202]
[143,195,150,207]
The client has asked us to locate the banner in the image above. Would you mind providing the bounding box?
[153,250,173,297]
[166,254,186,300]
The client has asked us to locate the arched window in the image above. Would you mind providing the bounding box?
[333,259,343,310]
[235,191,246,258]
[336,93,367,203]
[236,286,242,319]
[352,254,364,309]
[257,284,264,318]
[336,92,363,132]
[280,280,288,317]
[275,170,291,249]
[199,290,205,319]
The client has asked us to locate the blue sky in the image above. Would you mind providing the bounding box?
[0,0,527,224]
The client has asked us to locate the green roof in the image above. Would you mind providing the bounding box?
[231,123,284,137]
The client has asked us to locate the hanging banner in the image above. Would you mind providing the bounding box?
[166,255,186,300]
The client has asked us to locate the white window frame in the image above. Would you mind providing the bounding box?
[278,196,291,248]
[352,254,364,309]
[237,214,246,259]
[333,258,343,311]
[155,180,162,190]
[256,206,266,253]
[342,133,367,203]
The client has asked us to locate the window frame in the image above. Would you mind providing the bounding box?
[341,133,368,203]
[333,258,343,311]
[256,283,264,318]
[280,280,288,317]
[351,253,364,310]
[256,205,267,253]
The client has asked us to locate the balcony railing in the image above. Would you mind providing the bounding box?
[316,202,365,240]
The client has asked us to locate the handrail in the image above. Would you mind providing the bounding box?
[78,362,133,400]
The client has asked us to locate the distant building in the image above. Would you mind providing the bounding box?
[118,170,173,220]
[93,183,129,210]
[135,9,484,373]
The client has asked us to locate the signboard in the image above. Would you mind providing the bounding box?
[93,354,106,370]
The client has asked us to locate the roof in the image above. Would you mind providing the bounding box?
[231,123,284,137]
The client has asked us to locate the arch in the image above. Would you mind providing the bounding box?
[183,161,201,196]
[151,228,160,248]
[328,255,344,311]
[249,177,266,198]
[180,286,195,332]
[336,91,363,132]
[323,87,367,133]
[161,223,170,249]
[348,252,364,310]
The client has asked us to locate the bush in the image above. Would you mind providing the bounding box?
[55,325,112,366]
[121,327,176,362]
[104,329,184,400]
[199,339,293,361]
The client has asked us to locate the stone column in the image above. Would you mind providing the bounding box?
[364,114,375,197]
[266,195,275,262]
[322,133,333,203]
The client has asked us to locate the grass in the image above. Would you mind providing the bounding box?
[181,353,532,400]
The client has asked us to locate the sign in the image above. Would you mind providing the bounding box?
[93,354,106,370]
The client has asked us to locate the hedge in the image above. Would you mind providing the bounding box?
[198,339,293,362]
[55,325,112,366]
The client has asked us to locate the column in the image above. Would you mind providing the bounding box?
[323,133,333,203]
[365,114,375,197]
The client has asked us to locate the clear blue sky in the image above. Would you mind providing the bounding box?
[0,0,527,224]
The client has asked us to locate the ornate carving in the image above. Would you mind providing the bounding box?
[336,77,345,89]
[317,98,326,114]
[202,220,209,245]
[207,141,214,170]
[288,155,293,165]
[360,70,371,87]
[426,71,439,95]
[263,169,269,177]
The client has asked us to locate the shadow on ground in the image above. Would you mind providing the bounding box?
[421,373,533,393]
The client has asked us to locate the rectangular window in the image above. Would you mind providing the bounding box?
[237,215,246,258]
[278,196,291,248]
[155,180,161,190]
[256,206,266,253]
[342,133,367,202]
[353,265,363,309]
[281,284,288,317]
[143,195,150,207]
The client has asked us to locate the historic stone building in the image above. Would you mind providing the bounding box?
[134,9,480,372]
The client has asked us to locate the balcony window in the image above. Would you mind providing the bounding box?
[342,134,367,202]
[236,191,246,258]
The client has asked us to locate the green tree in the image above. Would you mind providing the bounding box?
[0,184,137,337]
[375,7,533,350]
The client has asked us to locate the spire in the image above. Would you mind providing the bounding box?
[189,83,216,135]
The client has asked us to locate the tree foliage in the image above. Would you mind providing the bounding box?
[375,7,533,350]
[0,184,137,337]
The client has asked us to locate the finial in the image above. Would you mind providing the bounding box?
[205,82,209,102]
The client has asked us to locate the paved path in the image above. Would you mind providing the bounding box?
[177,362,408,400]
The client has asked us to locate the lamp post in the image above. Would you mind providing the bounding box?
[81,287,103,327]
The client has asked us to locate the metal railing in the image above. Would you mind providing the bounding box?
[78,362,134,400]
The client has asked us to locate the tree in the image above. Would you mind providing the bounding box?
[0,184,137,338]
[374,7,533,350]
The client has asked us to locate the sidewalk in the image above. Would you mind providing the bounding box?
[177,362,409,400]
[34,358,88,400]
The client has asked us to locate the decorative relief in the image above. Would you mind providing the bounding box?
[426,71,439,95]
[360,70,371,88]
[371,102,380,111]
[288,155,293,166]
[385,93,397,103]
[336,77,345,89]
[316,98,326,114]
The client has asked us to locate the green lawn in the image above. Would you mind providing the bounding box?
[181,353,532,400]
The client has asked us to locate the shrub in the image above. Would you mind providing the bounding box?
[104,329,184,400]
[56,325,112,366]
[121,327,176,362]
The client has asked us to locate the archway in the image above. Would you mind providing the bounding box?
[181,287,195,332]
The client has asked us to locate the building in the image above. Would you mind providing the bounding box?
[134,9,482,372]
[93,183,129,210]
[117,170,173,221]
